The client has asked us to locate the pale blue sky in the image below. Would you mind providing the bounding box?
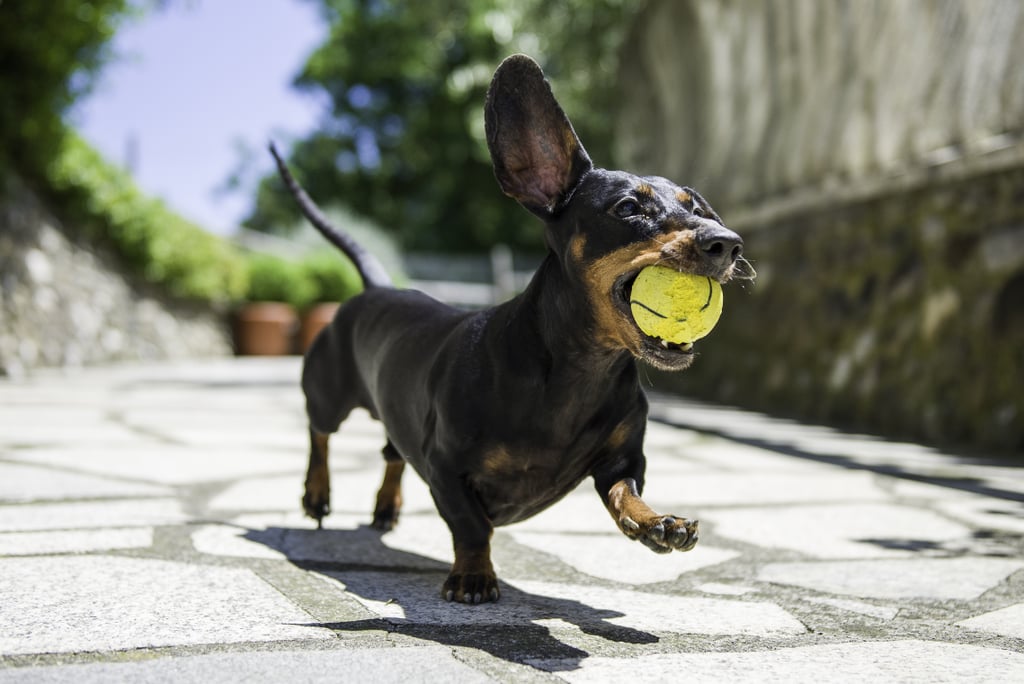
[71,0,327,235]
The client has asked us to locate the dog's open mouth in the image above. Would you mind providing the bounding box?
[614,272,696,368]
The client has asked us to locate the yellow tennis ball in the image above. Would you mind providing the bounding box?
[629,266,724,344]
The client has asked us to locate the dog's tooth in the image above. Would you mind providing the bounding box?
[681,342,693,351]
[661,339,669,348]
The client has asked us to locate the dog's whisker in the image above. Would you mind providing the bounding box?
[733,256,757,281]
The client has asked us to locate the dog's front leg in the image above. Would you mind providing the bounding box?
[430,482,499,604]
[598,474,699,554]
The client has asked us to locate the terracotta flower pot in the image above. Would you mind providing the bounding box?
[234,302,298,356]
[299,302,340,352]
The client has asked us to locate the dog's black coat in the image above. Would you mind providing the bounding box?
[272,55,744,603]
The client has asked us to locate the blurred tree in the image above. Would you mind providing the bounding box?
[246,0,636,252]
[0,0,131,179]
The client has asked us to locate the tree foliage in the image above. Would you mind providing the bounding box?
[0,0,131,178]
[0,1,367,307]
[246,0,637,253]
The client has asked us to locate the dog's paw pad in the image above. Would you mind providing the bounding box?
[621,514,698,553]
[442,573,500,605]
[666,517,698,550]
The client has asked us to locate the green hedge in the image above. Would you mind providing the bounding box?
[43,133,367,307]
[300,251,364,305]
[46,133,249,303]
[43,132,366,307]
[245,253,313,309]
[245,252,363,309]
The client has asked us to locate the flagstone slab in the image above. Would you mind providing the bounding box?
[112,407,315,451]
[758,557,1024,600]
[192,523,294,560]
[193,514,450,570]
[7,446,303,485]
[534,640,1024,683]
[643,471,888,508]
[802,596,899,620]
[0,528,152,556]
[509,488,636,534]
[958,601,1024,640]
[0,648,492,684]
[206,475,310,513]
[646,437,841,474]
[0,556,332,655]
[0,499,185,532]
[0,407,135,448]
[207,466,436,515]
[326,571,805,638]
[510,531,740,584]
[936,498,1024,535]
[697,582,758,596]
[0,462,171,502]
[514,582,806,639]
[380,515,457,564]
[706,503,972,558]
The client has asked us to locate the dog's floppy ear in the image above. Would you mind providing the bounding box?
[485,54,593,217]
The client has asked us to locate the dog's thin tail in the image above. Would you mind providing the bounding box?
[268,142,392,289]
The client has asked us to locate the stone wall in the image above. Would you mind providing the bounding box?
[653,166,1024,451]
[616,0,1024,212]
[618,0,1024,451]
[0,177,233,377]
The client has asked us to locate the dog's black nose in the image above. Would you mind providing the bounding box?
[697,225,743,268]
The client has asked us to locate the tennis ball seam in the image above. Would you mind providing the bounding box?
[628,266,723,344]
[630,275,714,321]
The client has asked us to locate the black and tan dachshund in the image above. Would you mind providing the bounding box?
[269,54,745,604]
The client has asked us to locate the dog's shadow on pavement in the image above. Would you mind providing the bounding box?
[244,525,658,670]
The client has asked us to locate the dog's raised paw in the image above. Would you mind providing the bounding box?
[621,514,699,553]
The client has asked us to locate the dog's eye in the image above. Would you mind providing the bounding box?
[613,198,642,219]
[692,204,705,218]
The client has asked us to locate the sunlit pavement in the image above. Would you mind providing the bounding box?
[1,358,1022,682]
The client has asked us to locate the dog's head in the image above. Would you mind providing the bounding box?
[485,54,748,371]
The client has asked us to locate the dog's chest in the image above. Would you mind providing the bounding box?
[467,443,596,526]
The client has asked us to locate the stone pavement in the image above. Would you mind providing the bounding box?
[0,357,1022,682]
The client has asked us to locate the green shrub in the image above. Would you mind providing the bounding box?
[45,133,368,309]
[301,252,363,304]
[46,133,248,303]
[244,253,317,309]
[243,251,364,309]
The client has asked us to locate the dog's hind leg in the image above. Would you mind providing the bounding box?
[371,440,405,530]
[301,335,358,528]
[303,428,332,527]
